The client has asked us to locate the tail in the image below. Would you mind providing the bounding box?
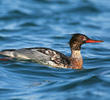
[0,49,16,57]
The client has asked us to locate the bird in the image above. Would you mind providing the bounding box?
[0,33,103,69]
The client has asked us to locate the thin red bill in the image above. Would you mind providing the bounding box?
[86,39,104,43]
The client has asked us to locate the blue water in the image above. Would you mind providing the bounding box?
[0,0,110,100]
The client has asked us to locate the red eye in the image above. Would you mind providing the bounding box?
[81,36,84,40]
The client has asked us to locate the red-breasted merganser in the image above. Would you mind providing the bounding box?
[0,33,103,69]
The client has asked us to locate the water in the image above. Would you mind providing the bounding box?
[0,0,110,100]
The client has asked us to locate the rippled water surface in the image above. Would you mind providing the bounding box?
[0,0,110,100]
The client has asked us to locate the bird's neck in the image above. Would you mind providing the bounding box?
[69,50,83,69]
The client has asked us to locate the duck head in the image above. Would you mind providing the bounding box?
[69,33,103,50]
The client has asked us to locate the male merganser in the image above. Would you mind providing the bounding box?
[0,33,103,69]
